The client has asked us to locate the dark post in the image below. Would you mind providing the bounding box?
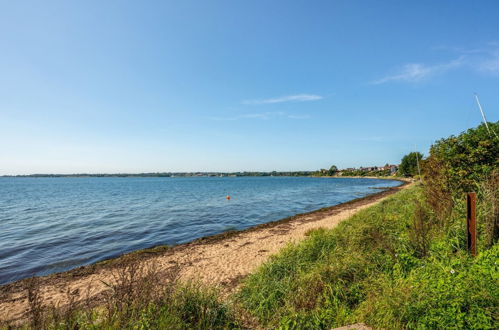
[467,192,477,256]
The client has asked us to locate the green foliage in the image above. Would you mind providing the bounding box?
[357,246,499,329]
[238,184,498,329]
[238,187,420,328]
[340,168,392,177]
[424,122,498,193]
[399,152,424,177]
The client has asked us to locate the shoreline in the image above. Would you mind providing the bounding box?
[1,177,405,285]
[0,179,409,324]
[316,175,408,180]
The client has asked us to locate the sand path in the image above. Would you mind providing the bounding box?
[0,182,408,324]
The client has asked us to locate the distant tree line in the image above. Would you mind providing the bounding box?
[313,164,396,177]
[3,171,316,178]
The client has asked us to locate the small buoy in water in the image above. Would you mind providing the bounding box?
[226,195,231,200]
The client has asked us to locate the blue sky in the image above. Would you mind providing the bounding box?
[1,0,498,174]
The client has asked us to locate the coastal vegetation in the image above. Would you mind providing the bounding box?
[239,122,498,328]
[4,122,497,329]
[21,266,240,329]
[338,167,393,177]
[238,184,497,328]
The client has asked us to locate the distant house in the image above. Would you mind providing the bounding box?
[389,165,398,174]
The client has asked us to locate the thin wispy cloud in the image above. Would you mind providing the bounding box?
[372,57,464,84]
[477,50,499,75]
[444,43,499,75]
[242,94,323,105]
[373,42,499,84]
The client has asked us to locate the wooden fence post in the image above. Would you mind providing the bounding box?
[467,192,477,256]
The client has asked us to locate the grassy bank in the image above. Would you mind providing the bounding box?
[239,122,498,329]
[238,184,497,328]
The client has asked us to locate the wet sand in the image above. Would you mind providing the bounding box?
[0,181,409,324]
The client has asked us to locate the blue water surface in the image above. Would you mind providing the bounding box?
[0,176,400,285]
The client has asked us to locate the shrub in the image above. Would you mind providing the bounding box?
[424,122,498,194]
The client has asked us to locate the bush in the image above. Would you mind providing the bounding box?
[424,122,498,194]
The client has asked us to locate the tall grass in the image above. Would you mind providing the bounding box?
[12,261,239,329]
[238,185,498,329]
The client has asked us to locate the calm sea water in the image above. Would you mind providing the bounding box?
[0,176,400,285]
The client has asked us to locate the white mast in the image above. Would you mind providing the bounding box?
[474,93,497,138]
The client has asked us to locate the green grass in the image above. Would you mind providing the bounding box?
[238,185,498,329]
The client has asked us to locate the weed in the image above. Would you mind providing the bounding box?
[26,277,43,330]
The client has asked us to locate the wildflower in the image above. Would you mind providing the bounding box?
[450,269,455,274]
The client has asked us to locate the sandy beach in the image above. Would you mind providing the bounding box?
[0,181,408,324]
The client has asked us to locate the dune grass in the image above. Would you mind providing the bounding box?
[11,262,240,330]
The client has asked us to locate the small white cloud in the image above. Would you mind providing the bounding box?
[242,94,323,105]
[372,57,464,84]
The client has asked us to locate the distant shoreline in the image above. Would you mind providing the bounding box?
[2,172,313,178]
[1,173,404,179]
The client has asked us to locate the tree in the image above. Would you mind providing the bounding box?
[328,165,338,176]
[399,152,424,177]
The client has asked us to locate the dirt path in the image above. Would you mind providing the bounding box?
[0,182,409,324]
